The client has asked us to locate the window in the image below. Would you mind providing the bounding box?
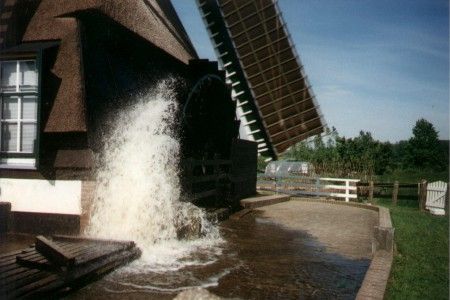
[0,59,39,168]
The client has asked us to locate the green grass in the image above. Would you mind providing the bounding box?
[374,198,449,299]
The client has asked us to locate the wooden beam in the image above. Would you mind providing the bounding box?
[419,179,428,211]
[392,181,399,206]
[368,181,374,203]
[270,115,322,139]
[226,3,276,30]
[35,236,76,268]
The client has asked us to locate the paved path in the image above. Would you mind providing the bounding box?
[258,199,378,259]
[207,199,379,299]
[67,199,380,299]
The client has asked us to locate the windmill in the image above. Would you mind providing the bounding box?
[197,0,326,160]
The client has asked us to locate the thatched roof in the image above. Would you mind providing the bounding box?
[0,0,197,133]
[21,0,197,63]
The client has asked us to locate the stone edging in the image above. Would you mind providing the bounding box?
[289,197,394,300]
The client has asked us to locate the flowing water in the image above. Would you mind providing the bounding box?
[78,81,374,298]
[86,80,223,277]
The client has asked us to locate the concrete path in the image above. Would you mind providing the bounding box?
[258,199,378,259]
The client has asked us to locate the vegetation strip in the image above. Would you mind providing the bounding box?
[259,119,448,183]
[376,199,449,299]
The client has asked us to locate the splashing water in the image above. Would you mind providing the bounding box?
[86,80,222,272]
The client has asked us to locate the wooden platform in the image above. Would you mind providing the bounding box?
[0,235,141,299]
[240,194,290,209]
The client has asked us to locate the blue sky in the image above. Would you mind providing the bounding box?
[172,0,449,142]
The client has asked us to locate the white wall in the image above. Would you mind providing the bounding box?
[0,178,82,215]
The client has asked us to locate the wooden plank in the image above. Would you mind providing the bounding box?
[1,250,41,271]
[0,248,34,263]
[0,269,43,289]
[67,244,95,257]
[35,236,76,268]
[75,241,135,266]
[426,181,448,212]
[0,265,33,281]
[16,254,54,271]
[0,237,142,299]
[57,240,92,253]
[53,235,135,247]
[0,248,31,260]
[322,184,357,191]
[446,183,449,216]
[70,242,108,256]
[18,276,64,299]
[0,267,49,295]
[320,177,360,183]
[291,190,357,199]
[355,182,417,188]
[419,180,427,211]
[9,274,61,299]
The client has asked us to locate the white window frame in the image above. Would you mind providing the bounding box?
[0,59,39,169]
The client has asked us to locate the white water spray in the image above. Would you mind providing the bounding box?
[86,80,222,270]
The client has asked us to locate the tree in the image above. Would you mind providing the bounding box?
[284,140,313,162]
[332,131,394,178]
[407,118,442,170]
[391,140,410,169]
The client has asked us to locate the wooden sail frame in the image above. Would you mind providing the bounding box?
[197,0,326,159]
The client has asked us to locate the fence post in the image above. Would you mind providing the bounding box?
[274,176,278,194]
[417,182,420,199]
[315,177,320,198]
[446,183,449,216]
[392,181,399,206]
[419,179,427,211]
[368,181,374,203]
[345,180,350,202]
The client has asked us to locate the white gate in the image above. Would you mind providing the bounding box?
[426,181,448,215]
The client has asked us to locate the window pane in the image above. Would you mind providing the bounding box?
[19,61,37,92]
[21,123,36,153]
[2,96,18,119]
[1,123,18,152]
[22,96,37,120]
[1,61,17,92]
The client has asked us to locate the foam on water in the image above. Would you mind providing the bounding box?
[86,80,222,271]
[103,267,234,294]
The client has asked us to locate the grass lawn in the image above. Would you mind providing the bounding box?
[374,198,449,299]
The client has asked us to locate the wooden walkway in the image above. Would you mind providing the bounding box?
[0,235,141,299]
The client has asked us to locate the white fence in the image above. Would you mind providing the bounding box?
[257,176,360,202]
[426,181,448,215]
